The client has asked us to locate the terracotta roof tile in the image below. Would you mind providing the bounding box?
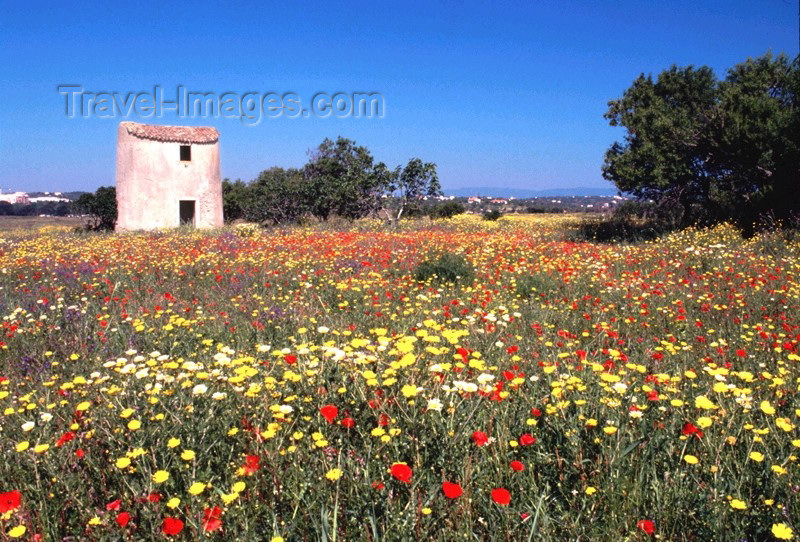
[121,122,219,144]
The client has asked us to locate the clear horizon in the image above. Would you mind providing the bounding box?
[1,0,797,193]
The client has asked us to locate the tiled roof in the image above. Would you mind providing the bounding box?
[121,122,219,144]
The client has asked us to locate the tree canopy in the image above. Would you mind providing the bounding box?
[302,137,393,221]
[603,52,799,231]
[244,167,306,225]
[385,158,442,222]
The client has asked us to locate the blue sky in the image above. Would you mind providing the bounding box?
[0,0,797,193]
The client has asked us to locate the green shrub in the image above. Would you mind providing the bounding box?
[429,201,465,219]
[414,251,475,285]
[75,186,117,231]
[574,200,682,242]
[482,209,502,221]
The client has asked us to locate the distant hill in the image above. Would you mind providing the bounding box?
[444,186,617,198]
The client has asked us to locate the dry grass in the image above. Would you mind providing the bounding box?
[0,215,84,232]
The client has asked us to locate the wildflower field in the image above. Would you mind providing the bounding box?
[1,215,798,541]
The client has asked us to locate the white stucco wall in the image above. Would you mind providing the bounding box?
[115,124,223,231]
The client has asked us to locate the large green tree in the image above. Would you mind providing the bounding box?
[713,54,800,227]
[603,52,799,230]
[302,137,393,221]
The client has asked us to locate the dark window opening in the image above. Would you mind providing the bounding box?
[180,145,191,161]
[179,200,196,226]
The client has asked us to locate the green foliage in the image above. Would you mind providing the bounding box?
[576,215,667,243]
[220,138,439,226]
[714,54,800,234]
[413,251,475,285]
[0,201,73,217]
[386,158,441,221]
[303,137,393,221]
[575,200,683,243]
[604,52,800,232]
[75,186,117,230]
[243,167,306,225]
[482,209,502,221]
[221,179,249,223]
[398,201,425,218]
[429,200,465,219]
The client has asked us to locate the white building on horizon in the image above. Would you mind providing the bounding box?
[29,196,70,203]
[0,191,30,204]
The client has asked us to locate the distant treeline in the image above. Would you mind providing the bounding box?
[0,201,75,216]
[223,136,444,225]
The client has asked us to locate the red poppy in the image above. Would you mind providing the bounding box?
[147,492,162,503]
[0,490,22,514]
[491,488,511,506]
[442,481,463,499]
[510,460,525,472]
[243,454,260,475]
[637,519,655,535]
[106,499,121,511]
[116,512,131,527]
[162,517,185,536]
[681,423,703,438]
[371,481,385,490]
[530,408,542,417]
[55,431,76,447]
[202,506,223,532]
[75,448,85,459]
[472,431,489,446]
[390,463,413,483]
[284,354,297,365]
[519,434,536,446]
[320,404,338,424]
[341,416,355,428]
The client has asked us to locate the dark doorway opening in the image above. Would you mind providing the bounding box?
[179,200,196,226]
[180,145,191,161]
